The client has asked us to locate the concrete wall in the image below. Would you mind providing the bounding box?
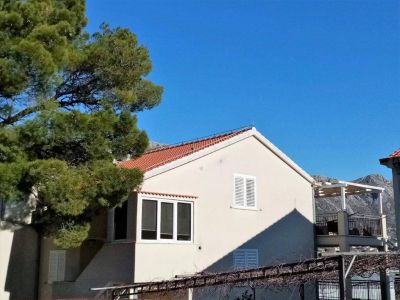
[135,135,315,282]
[0,223,39,300]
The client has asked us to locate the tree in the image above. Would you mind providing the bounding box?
[0,0,163,248]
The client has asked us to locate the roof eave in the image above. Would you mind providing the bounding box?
[380,156,400,169]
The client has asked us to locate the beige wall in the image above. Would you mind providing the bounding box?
[135,136,314,282]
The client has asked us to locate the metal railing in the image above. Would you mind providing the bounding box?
[348,215,382,237]
[318,280,382,300]
[316,213,339,235]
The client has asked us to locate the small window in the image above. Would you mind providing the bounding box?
[142,200,158,240]
[233,249,259,269]
[48,250,66,283]
[177,203,191,241]
[234,174,256,208]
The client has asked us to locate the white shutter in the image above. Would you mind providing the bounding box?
[245,178,256,207]
[234,176,245,207]
[48,250,66,283]
[234,249,259,269]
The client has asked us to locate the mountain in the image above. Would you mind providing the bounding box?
[314,174,396,243]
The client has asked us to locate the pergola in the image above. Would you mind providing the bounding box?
[91,253,400,300]
[314,181,385,214]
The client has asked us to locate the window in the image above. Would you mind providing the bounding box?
[177,203,191,241]
[48,250,66,283]
[141,199,193,242]
[160,202,173,239]
[141,200,158,240]
[234,174,256,208]
[233,249,259,269]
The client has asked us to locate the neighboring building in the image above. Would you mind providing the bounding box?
[314,181,387,254]
[0,198,39,300]
[38,127,317,299]
[380,149,400,245]
[314,181,394,300]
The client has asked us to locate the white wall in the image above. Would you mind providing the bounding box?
[135,135,314,282]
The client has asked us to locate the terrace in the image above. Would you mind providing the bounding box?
[314,181,388,253]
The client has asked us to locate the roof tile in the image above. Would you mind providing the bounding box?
[389,149,400,158]
[118,127,252,172]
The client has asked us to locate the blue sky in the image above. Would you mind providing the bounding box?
[86,0,400,180]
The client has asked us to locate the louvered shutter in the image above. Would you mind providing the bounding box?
[233,249,246,269]
[234,249,259,269]
[245,249,259,268]
[245,178,256,207]
[234,176,245,207]
[48,250,66,283]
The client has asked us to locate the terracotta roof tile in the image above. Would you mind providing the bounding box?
[118,127,252,172]
[389,149,400,158]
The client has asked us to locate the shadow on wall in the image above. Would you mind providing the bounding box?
[4,225,39,300]
[195,209,316,300]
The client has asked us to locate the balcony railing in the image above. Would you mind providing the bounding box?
[316,213,339,235]
[348,215,382,237]
[316,212,383,237]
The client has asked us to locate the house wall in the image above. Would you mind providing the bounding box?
[0,224,39,300]
[134,135,315,283]
[38,211,109,299]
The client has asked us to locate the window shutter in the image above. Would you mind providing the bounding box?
[245,178,256,207]
[234,176,245,207]
[245,249,259,268]
[234,249,259,269]
[48,250,66,283]
[57,251,66,281]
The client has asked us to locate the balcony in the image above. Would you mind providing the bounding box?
[348,215,382,237]
[314,180,388,253]
[316,211,387,253]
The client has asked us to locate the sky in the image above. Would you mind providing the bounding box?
[86,0,400,180]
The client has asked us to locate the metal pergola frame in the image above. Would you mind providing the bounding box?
[91,253,400,300]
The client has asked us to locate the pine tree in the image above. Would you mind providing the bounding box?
[0,0,163,248]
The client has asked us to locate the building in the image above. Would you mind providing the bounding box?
[38,127,317,299]
[380,149,400,246]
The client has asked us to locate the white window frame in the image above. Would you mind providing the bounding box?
[137,195,194,244]
[232,174,257,210]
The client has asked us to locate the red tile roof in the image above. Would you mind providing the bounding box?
[118,127,252,172]
[389,149,400,158]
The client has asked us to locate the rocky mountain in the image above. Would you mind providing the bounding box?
[314,174,396,243]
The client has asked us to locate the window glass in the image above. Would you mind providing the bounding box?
[177,203,191,241]
[160,202,174,239]
[141,200,157,240]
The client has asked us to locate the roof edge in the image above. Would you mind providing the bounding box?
[144,127,315,184]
